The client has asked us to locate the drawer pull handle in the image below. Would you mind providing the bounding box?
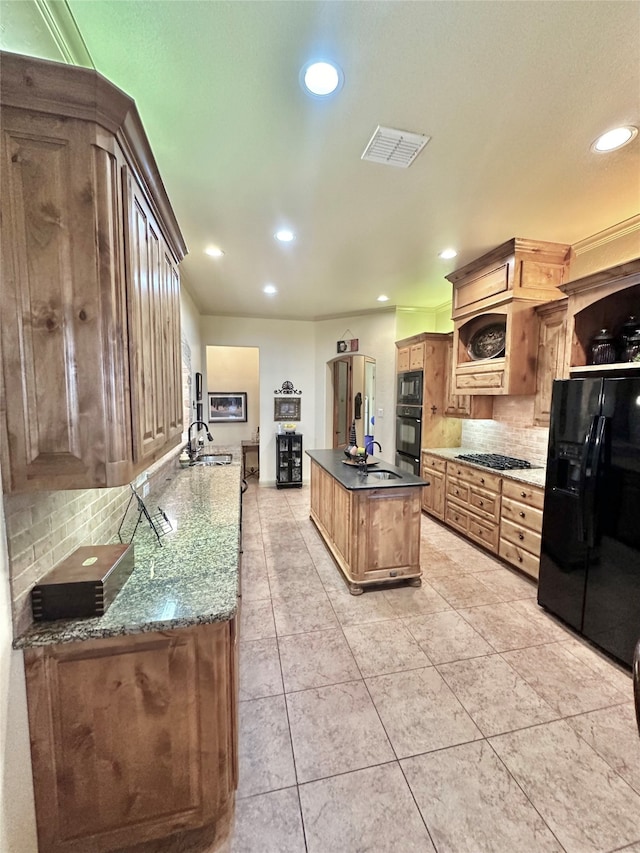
[519,511,525,518]
[521,491,526,498]
[518,533,525,540]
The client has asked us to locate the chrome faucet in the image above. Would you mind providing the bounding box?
[365,440,382,456]
[186,421,213,461]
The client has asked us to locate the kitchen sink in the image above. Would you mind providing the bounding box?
[192,453,233,466]
[365,469,401,480]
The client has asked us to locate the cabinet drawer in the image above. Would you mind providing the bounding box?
[469,487,500,522]
[499,538,540,579]
[445,502,469,534]
[501,518,542,556]
[422,453,447,474]
[447,478,470,503]
[455,370,504,390]
[501,496,543,533]
[502,479,544,510]
[447,463,501,493]
[467,516,499,553]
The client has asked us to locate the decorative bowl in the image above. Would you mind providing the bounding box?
[467,322,506,360]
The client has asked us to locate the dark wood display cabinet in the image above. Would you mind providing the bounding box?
[276,433,303,488]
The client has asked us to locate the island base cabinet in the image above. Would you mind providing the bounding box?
[23,621,238,853]
[309,461,422,593]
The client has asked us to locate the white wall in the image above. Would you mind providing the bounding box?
[181,283,203,435]
[206,346,259,444]
[199,316,316,482]
[395,307,437,339]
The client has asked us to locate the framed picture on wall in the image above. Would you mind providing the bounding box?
[274,397,301,421]
[195,372,203,401]
[208,392,247,423]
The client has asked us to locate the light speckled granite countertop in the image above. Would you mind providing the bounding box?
[14,452,242,650]
[423,446,547,488]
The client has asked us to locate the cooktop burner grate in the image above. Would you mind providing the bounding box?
[455,453,533,470]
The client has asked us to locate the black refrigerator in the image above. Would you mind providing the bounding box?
[538,376,640,667]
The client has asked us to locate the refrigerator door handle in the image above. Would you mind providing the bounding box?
[585,415,607,547]
[577,416,598,543]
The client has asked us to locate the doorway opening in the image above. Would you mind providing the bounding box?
[206,345,260,473]
[330,355,376,449]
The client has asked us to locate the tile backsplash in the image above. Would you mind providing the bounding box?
[461,396,550,466]
[3,450,179,637]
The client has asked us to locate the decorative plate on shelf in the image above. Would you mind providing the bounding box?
[468,322,506,360]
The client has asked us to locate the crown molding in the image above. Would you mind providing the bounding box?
[34,0,94,68]
[572,215,640,256]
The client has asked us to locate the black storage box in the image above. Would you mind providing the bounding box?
[31,544,134,621]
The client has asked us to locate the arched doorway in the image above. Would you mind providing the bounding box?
[330,355,376,449]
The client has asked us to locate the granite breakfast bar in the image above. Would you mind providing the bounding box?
[13,458,243,853]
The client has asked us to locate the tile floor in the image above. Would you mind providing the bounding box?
[226,483,640,853]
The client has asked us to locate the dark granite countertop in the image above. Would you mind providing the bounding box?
[306,448,427,490]
[423,446,547,488]
[14,451,242,650]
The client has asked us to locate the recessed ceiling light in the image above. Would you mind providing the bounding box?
[263,284,278,295]
[301,60,343,97]
[205,246,224,257]
[439,248,458,260]
[275,229,295,242]
[592,126,638,152]
[377,295,389,302]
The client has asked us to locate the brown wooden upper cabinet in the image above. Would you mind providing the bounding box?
[0,53,187,492]
[445,238,571,396]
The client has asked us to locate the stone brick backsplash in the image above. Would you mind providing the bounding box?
[461,396,550,466]
[3,449,180,637]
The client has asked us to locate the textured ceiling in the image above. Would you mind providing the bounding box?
[6,1,640,319]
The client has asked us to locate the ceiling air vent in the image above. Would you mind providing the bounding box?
[361,125,430,168]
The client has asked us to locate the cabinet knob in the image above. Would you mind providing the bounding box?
[480,477,485,484]
[519,511,525,518]
[518,533,525,541]
[479,500,484,506]
[521,491,526,498]
[518,555,523,563]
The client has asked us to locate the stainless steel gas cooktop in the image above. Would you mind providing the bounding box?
[455,453,534,471]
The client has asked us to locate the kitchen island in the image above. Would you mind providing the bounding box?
[307,449,427,594]
[13,455,242,853]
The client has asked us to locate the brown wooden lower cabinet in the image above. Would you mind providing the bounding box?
[309,460,422,593]
[421,454,446,520]
[23,620,238,853]
[422,453,544,579]
[498,480,544,579]
[445,465,501,554]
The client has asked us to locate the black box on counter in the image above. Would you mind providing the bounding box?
[31,544,134,621]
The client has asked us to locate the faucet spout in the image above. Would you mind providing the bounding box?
[186,421,214,461]
[365,440,382,456]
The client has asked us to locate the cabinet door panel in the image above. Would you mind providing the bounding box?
[332,481,351,567]
[24,623,236,853]
[164,255,183,440]
[355,489,421,578]
[1,120,114,489]
[125,171,168,462]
